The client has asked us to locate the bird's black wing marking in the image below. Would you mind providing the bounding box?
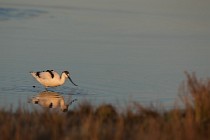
[46,70,54,78]
[35,72,41,78]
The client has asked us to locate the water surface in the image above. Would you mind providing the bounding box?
[0,0,210,110]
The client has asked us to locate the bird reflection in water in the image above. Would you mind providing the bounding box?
[29,91,77,112]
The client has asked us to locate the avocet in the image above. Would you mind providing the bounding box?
[30,70,78,89]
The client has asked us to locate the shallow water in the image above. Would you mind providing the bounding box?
[0,0,210,110]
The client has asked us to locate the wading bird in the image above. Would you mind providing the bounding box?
[30,70,78,89]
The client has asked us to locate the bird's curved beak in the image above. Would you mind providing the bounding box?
[68,76,78,86]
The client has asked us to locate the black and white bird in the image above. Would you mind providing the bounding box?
[30,70,78,89]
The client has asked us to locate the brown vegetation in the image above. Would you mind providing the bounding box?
[1,73,210,140]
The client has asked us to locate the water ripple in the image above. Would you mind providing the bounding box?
[0,7,46,21]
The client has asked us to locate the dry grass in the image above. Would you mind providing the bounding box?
[1,73,210,140]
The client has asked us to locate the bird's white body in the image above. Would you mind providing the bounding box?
[30,70,78,88]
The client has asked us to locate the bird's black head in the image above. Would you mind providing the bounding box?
[63,71,70,76]
[63,71,78,86]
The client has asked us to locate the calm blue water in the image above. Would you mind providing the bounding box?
[0,1,210,110]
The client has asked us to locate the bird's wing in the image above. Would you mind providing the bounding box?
[52,71,60,79]
[39,71,54,79]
